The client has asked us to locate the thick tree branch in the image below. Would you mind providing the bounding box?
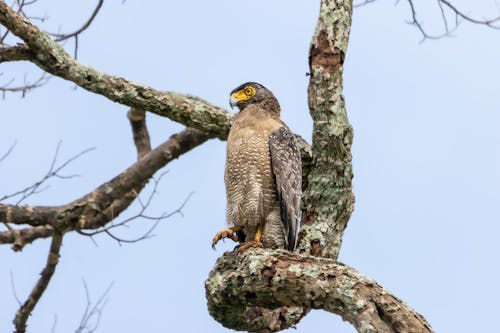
[206,249,434,333]
[13,231,63,333]
[299,0,355,260]
[0,128,212,248]
[206,1,355,331]
[0,1,232,138]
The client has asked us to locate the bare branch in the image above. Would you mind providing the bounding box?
[405,0,500,40]
[0,225,54,250]
[0,140,17,163]
[75,281,113,333]
[354,0,376,8]
[0,71,49,97]
[49,0,105,59]
[77,172,192,245]
[103,191,192,245]
[13,231,63,333]
[51,0,104,42]
[0,143,94,204]
[0,45,33,62]
[437,0,449,33]
[0,2,232,138]
[127,108,151,160]
[0,128,211,251]
[406,0,448,41]
[439,0,500,27]
[50,315,57,333]
[10,270,22,306]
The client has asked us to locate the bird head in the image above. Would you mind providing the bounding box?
[229,82,280,113]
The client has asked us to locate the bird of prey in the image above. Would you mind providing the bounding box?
[212,82,302,251]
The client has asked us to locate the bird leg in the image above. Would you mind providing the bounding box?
[212,226,242,250]
[237,224,263,252]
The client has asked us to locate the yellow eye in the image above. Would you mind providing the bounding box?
[244,88,253,95]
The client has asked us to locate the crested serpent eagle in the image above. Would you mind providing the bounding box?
[212,82,302,251]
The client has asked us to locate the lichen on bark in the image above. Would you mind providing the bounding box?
[206,249,434,333]
[298,0,355,260]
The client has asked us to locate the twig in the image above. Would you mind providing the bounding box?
[354,0,376,8]
[75,280,113,333]
[405,0,500,40]
[13,231,63,333]
[0,143,95,204]
[437,0,449,33]
[52,0,104,42]
[78,171,193,245]
[0,140,17,163]
[0,72,50,98]
[10,270,22,306]
[406,0,447,41]
[50,314,57,333]
[49,0,104,59]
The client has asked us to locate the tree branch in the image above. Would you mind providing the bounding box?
[0,44,33,62]
[127,107,151,160]
[0,225,54,250]
[0,71,49,97]
[405,0,500,40]
[299,0,355,260]
[206,1,355,331]
[206,249,434,333]
[13,231,63,333]
[0,1,232,138]
[0,128,212,248]
[51,0,104,42]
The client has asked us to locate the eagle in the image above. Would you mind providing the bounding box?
[212,82,302,252]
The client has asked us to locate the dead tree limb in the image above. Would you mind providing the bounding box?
[13,231,63,333]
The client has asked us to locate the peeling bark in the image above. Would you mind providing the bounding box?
[206,249,434,333]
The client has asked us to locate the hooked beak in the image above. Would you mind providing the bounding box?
[229,95,239,109]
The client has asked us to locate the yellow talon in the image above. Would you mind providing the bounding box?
[236,223,263,253]
[212,226,242,250]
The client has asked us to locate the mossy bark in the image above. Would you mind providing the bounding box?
[298,0,355,260]
[0,2,232,138]
[206,249,434,333]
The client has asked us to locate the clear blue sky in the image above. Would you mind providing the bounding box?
[1,1,499,332]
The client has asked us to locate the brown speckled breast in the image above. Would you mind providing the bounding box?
[224,105,282,231]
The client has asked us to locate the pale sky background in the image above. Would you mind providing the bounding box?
[1,1,499,332]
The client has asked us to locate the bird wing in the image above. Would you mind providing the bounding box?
[269,126,302,251]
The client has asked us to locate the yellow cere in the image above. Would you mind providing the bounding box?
[231,85,256,102]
